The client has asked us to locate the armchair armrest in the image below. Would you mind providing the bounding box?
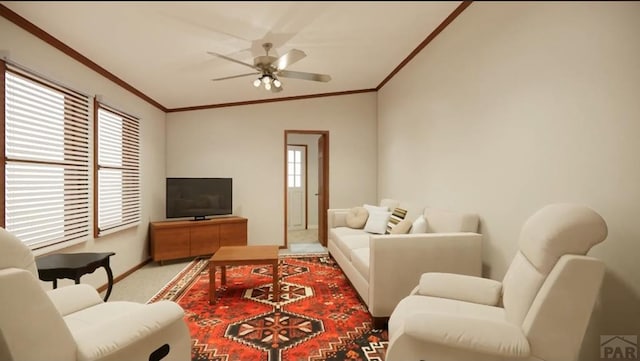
[404,312,530,358]
[47,284,104,316]
[368,232,482,317]
[327,208,351,229]
[417,273,502,306]
[73,301,189,361]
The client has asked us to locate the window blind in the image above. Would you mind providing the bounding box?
[4,64,90,249]
[95,104,140,236]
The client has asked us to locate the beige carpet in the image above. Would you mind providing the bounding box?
[103,259,192,303]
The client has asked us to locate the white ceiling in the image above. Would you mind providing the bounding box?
[2,1,462,110]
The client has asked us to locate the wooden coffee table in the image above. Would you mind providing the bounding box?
[209,245,279,304]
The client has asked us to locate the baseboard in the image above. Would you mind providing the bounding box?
[96,257,152,293]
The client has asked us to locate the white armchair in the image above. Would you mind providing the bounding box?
[0,228,191,361]
[387,203,608,361]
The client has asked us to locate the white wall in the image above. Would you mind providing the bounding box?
[166,92,378,246]
[287,133,320,228]
[0,17,167,289]
[377,2,640,359]
[8,3,635,354]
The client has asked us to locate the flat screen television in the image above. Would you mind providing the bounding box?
[166,178,232,220]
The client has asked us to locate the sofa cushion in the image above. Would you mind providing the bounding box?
[330,226,366,240]
[386,207,408,234]
[396,202,424,223]
[346,207,369,229]
[334,234,370,261]
[423,208,479,233]
[351,248,370,281]
[364,211,391,234]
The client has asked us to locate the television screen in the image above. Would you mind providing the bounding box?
[166,178,232,220]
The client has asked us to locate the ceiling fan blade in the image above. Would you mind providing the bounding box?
[211,72,260,81]
[207,51,256,70]
[277,70,331,82]
[276,49,306,70]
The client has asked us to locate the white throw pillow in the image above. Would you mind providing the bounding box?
[363,204,388,214]
[364,211,392,234]
[410,215,428,234]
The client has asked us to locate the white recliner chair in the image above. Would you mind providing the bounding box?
[0,228,192,361]
[387,203,608,361]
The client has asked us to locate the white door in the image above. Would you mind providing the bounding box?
[287,145,306,230]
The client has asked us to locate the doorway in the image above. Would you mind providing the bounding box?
[284,130,329,249]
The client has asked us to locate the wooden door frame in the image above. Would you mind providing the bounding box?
[284,130,329,248]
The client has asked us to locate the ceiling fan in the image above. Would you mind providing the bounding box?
[207,42,331,93]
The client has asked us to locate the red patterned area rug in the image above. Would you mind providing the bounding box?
[148,255,388,361]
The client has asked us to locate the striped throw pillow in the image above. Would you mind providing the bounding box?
[386,207,408,234]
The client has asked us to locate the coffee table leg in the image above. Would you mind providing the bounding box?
[221,265,226,285]
[209,263,216,305]
[273,260,279,303]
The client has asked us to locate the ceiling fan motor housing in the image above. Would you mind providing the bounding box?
[254,56,278,71]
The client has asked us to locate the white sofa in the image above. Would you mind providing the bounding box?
[327,199,483,327]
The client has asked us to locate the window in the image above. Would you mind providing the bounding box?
[2,62,90,249]
[94,102,140,236]
[288,148,302,188]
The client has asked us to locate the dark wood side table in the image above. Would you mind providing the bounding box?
[36,252,116,301]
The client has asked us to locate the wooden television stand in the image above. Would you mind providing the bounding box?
[150,216,247,264]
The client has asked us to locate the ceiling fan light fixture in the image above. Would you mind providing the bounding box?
[209,42,331,92]
[253,73,281,91]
